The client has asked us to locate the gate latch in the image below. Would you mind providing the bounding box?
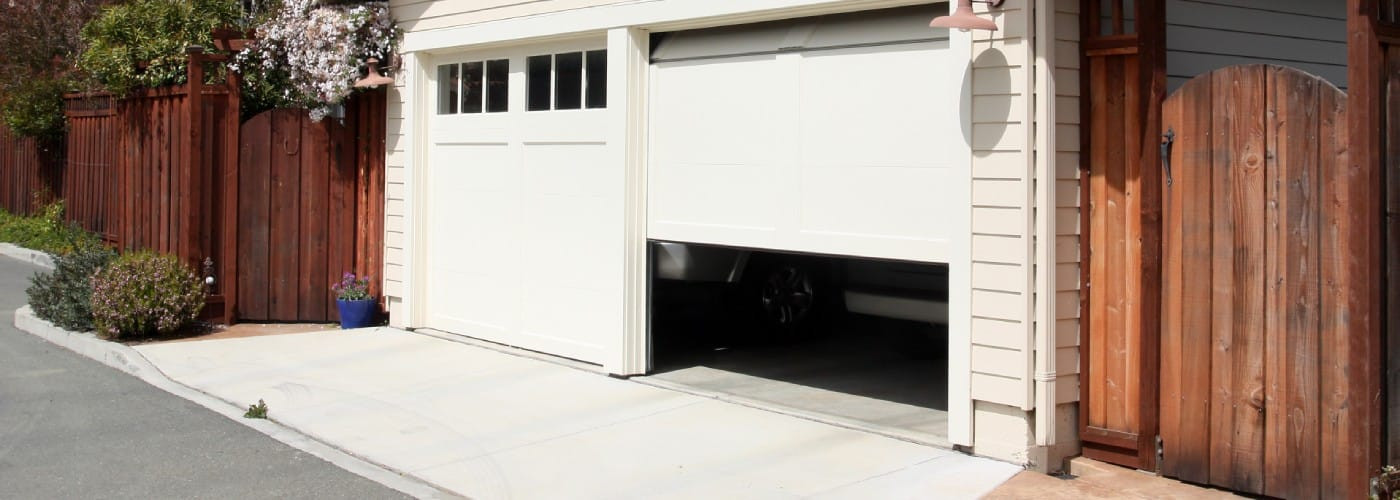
[1161,128,1176,188]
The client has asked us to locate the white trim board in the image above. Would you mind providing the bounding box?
[403,0,944,53]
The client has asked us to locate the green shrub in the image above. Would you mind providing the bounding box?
[0,202,102,255]
[90,251,206,340]
[1,76,68,139]
[78,0,242,95]
[26,245,117,331]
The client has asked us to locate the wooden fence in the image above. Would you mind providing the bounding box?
[64,94,118,241]
[1080,0,1386,496]
[0,126,62,216]
[0,49,386,325]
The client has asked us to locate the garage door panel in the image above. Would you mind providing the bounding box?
[429,143,522,337]
[434,143,516,192]
[799,43,953,167]
[523,198,617,285]
[650,161,784,233]
[649,56,789,165]
[432,272,517,335]
[428,116,512,144]
[799,164,951,240]
[649,55,793,244]
[518,112,609,143]
[522,142,615,197]
[520,285,613,361]
[649,41,959,263]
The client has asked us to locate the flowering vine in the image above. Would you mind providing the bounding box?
[234,0,399,121]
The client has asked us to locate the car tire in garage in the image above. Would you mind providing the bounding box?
[734,254,840,344]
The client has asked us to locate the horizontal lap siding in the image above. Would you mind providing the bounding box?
[384,74,408,324]
[1165,0,1346,91]
[1054,0,1081,406]
[969,1,1031,410]
[391,0,631,33]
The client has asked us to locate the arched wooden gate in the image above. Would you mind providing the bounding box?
[236,101,385,323]
[1159,65,1348,498]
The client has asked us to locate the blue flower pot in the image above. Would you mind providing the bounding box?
[336,299,377,329]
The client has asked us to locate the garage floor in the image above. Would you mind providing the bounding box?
[646,308,950,447]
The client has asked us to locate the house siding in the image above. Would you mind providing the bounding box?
[1164,0,1346,90]
[1049,0,1083,466]
[968,0,1032,411]
[384,62,410,325]
[1053,0,1080,408]
[390,0,632,33]
[967,0,1081,466]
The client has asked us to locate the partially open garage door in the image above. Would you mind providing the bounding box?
[647,5,961,263]
[424,41,622,365]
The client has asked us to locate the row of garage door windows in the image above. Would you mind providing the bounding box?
[437,50,608,115]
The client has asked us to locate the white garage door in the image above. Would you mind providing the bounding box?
[648,5,961,263]
[425,40,622,365]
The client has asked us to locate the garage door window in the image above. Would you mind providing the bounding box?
[437,59,509,115]
[527,50,607,111]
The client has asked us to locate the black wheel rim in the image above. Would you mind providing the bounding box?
[759,265,814,326]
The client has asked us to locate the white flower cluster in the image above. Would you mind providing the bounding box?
[234,0,397,120]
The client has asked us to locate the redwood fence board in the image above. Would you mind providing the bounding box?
[0,126,62,216]
[62,93,117,241]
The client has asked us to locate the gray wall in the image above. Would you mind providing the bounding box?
[1166,0,1346,92]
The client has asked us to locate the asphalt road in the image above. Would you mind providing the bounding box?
[0,257,413,499]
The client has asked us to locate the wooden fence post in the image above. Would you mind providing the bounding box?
[222,65,240,324]
[1341,0,1384,497]
[185,46,205,269]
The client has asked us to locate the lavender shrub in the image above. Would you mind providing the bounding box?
[90,251,206,340]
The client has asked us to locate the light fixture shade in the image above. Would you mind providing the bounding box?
[930,0,999,32]
[354,57,396,88]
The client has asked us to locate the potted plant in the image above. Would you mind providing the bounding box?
[332,272,375,329]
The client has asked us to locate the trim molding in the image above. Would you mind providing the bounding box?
[402,0,937,53]
[611,27,651,375]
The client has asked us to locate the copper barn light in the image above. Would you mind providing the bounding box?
[354,57,396,88]
[930,0,1005,32]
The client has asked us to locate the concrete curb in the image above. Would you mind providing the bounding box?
[0,243,54,270]
[12,305,460,500]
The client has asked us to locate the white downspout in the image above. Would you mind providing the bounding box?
[1032,0,1058,447]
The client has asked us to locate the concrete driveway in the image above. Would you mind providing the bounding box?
[134,328,1019,499]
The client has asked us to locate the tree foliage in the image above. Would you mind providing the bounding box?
[78,0,243,96]
[1,78,67,140]
[0,0,105,138]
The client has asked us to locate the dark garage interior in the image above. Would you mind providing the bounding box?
[645,241,951,444]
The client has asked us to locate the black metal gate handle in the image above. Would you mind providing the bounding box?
[1161,128,1175,187]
